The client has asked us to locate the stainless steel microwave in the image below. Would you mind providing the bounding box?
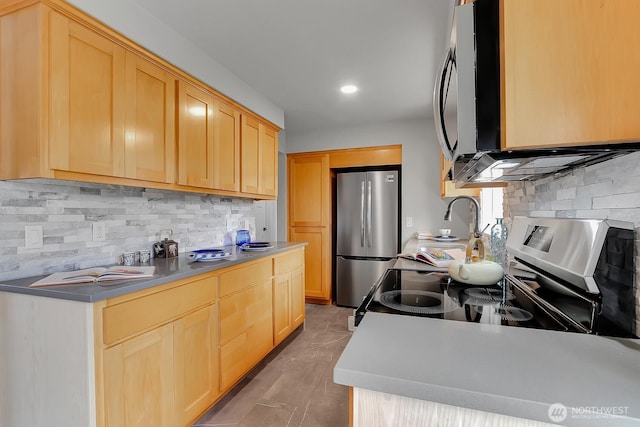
[433,0,637,185]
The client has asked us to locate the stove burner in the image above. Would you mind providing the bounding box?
[495,305,533,322]
[379,290,458,315]
[463,288,515,304]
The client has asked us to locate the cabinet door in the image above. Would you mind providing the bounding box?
[502,0,640,149]
[240,115,260,194]
[177,80,215,188]
[212,99,240,191]
[260,125,278,196]
[289,227,331,301]
[174,304,219,426]
[240,117,278,196]
[124,52,176,183]
[49,12,126,177]
[273,273,292,346]
[291,266,305,328]
[287,154,330,227]
[104,323,175,427]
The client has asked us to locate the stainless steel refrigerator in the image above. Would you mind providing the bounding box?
[336,170,399,307]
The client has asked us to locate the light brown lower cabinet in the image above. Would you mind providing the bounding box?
[218,279,273,391]
[289,226,331,302]
[104,322,176,427]
[174,304,219,425]
[98,273,218,427]
[273,248,306,345]
[93,248,304,427]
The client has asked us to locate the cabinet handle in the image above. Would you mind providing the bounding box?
[360,181,365,247]
[367,180,372,248]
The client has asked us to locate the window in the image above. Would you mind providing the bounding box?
[480,187,504,234]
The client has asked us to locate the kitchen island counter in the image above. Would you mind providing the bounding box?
[334,312,640,426]
[0,242,306,302]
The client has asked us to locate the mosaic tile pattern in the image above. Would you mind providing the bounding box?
[0,179,257,281]
[503,151,640,335]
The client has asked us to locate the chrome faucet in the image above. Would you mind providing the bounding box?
[443,196,482,238]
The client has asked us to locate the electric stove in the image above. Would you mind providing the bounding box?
[355,216,637,338]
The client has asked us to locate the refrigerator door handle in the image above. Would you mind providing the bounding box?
[360,181,365,247]
[367,180,372,248]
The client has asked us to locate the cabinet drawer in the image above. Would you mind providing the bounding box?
[218,258,271,297]
[102,275,217,345]
[273,248,304,275]
[219,315,273,391]
[219,279,272,345]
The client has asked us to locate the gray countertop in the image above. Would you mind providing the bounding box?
[0,242,306,302]
[334,312,640,426]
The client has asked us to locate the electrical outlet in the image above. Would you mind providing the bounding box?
[25,225,43,249]
[406,216,413,227]
[92,222,106,242]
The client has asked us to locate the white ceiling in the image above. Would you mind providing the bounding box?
[130,0,454,135]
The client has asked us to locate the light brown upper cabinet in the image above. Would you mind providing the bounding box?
[177,82,242,192]
[48,12,127,178]
[0,4,176,185]
[124,53,177,183]
[49,12,176,183]
[213,100,241,192]
[241,116,278,197]
[501,0,640,149]
[287,154,330,227]
[0,0,279,199]
[177,81,216,189]
[261,126,278,197]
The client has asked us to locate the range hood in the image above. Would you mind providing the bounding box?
[452,147,637,185]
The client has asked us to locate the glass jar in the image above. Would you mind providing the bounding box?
[236,229,251,246]
[490,218,508,271]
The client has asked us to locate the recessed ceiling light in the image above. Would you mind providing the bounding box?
[340,85,358,94]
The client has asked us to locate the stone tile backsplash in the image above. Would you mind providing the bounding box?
[503,150,640,335]
[0,179,257,281]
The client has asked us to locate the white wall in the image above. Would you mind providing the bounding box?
[65,0,284,129]
[286,118,470,246]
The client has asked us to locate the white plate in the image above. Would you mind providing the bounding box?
[188,251,232,262]
[194,253,232,261]
[240,242,274,252]
[241,246,274,252]
[433,236,459,242]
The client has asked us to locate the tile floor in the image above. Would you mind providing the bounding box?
[193,303,354,427]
